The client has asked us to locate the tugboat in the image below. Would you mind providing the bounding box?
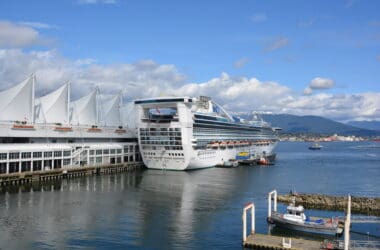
[309,142,323,150]
[267,198,343,236]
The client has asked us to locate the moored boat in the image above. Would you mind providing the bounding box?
[309,142,323,150]
[135,96,278,170]
[216,159,239,168]
[267,198,343,236]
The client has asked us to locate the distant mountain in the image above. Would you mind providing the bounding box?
[346,121,380,131]
[236,112,380,136]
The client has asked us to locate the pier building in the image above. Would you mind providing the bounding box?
[0,75,141,178]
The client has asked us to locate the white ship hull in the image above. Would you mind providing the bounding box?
[135,97,278,171]
[188,143,276,170]
[140,137,277,171]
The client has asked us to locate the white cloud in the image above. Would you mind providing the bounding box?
[251,13,267,22]
[309,77,335,89]
[0,49,379,121]
[19,21,58,29]
[304,77,335,94]
[0,49,185,100]
[234,57,249,68]
[303,87,312,95]
[173,73,292,111]
[0,21,40,48]
[282,93,380,121]
[264,37,289,52]
[74,58,97,66]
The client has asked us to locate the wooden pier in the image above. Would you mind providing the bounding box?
[244,234,321,250]
[0,162,144,187]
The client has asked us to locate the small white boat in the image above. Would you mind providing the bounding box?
[216,159,239,168]
[268,198,343,236]
[309,142,323,150]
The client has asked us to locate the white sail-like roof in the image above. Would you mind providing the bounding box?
[70,89,98,126]
[99,94,122,127]
[121,102,137,129]
[35,83,70,124]
[0,75,34,122]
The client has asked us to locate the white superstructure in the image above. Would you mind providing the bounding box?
[0,75,141,176]
[135,96,278,170]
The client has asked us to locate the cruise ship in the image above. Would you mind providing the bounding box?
[0,75,141,176]
[135,96,278,170]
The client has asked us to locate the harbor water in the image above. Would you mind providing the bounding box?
[0,141,379,249]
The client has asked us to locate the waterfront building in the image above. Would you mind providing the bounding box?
[0,75,141,175]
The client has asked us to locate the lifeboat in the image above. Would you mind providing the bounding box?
[219,142,227,149]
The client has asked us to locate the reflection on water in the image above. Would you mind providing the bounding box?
[0,141,379,249]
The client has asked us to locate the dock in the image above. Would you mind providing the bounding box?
[244,234,321,250]
[242,191,354,250]
[0,162,144,187]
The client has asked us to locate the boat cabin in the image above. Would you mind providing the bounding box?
[283,204,306,223]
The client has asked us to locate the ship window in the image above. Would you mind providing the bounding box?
[0,153,7,160]
[110,149,116,154]
[33,152,42,158]
[117,149,122,154]
[63,150,71,157]
[96,150,102,155]
[96,157,102,163]
[103,149,109,154]
[54,151,62,157]
[44,152,52,158]
[296,212,300,216]
[89,150,95,156]
[9,152,20,159]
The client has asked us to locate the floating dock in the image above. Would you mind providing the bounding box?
[244,234,321,250]
[242,191,354,250]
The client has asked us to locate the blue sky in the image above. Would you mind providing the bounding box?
[0,0,379,121]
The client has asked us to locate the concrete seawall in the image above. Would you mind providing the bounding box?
[0,162,145,187]
[277,193,380,216]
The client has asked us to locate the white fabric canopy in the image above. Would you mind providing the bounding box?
[99,94,122,127]
[70,89,98,126]
[35,83,70,124]
[0,76,34,122]
[120,102,136,129]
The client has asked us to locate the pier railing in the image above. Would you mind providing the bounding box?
[242,202,255,242]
